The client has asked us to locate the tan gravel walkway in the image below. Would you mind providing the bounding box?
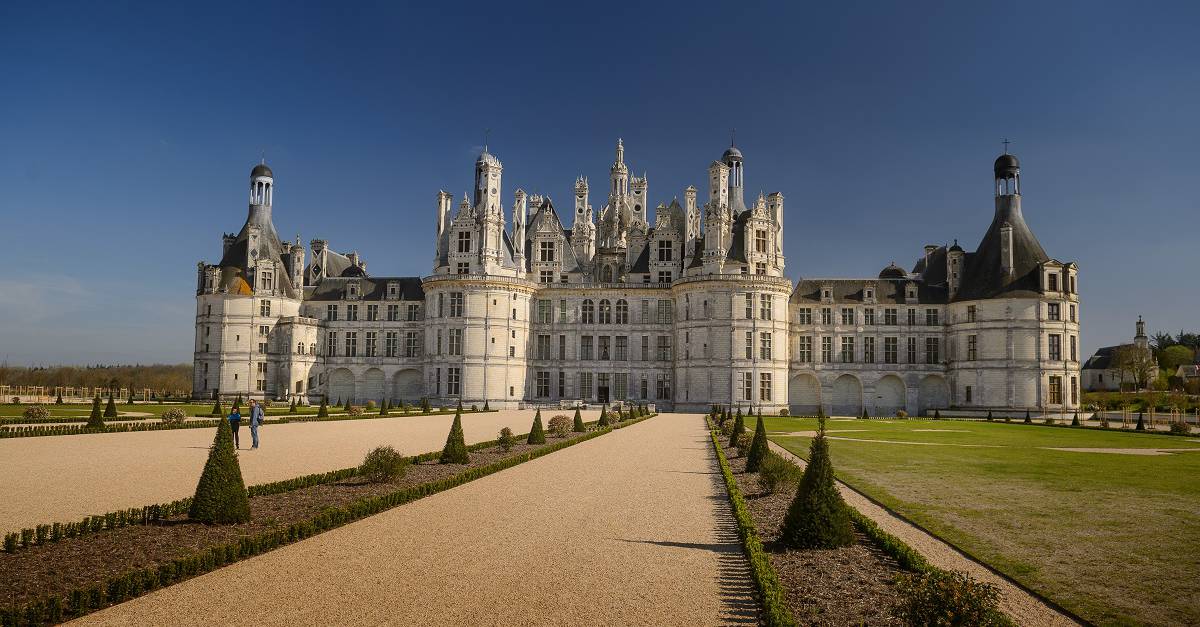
[75,414,755,626]
[0,410,602,531]
[768,442,1079,626]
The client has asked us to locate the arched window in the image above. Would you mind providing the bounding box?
[599,299,612,324]
[581,299,595,324]
[615,299,629,324]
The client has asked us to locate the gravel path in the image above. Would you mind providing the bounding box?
[0,410,602,531]
[75,414,756,626]
[768,442,1079,626]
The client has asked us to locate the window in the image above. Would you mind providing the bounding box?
[536,372,550,397]
[614,373,628,400]
[559,334,567,359]
[386,304,399,321]
[448,367,462,395]
[599,299,612,324]
[407,304,420,321]
[365,332,377,357]
[260,300,271,316]
[640,300,650,323]
[656,335,672,360]
[615,299,629,324]
[968,334,977,360]
[864,308,875,325]
[347,304,358,321]
[537,300,552,324]
[821,307,833,325]
[754,229,768,253]
[907,308,917,325]
[539,270,553,283]
[579,372,593,400]
[1071,376,1078,404]
[841,337,855,363]
[1049,375,1063,404]
[797,336,813,362]
[884,337,898,364]
[907,337,917,364]
[536,335,551,360]
[965,385,973,404]
[1069,275,1076,294]
[1047,303,1060,321]
[599,336,611,360]
[657,240,673,262]
[1049,334,1062,361]
[326,304,338,321]
[863,336,875,363]
[387,283,398,299]
[580,336,593,360]
[760,295,772,320]
[967,305,977,323]
[1048,273,1058,292]
[925,308,938,326]
[457,232,471,253]
[884,308,897,325]
[615,336,628,360]
[1070,335,1077,361]
[345,332,358,357]
[436,330,442,354]
[457,262,470,275]
[559,300,568,323]
[641,335,649,361]
[259,325,270,337]
[755,262,767,275]
[745,331,754,359]
[366,304,378,321]
[296,342,304,354]
[448,292,463,317]
[742,372,753,401]
[326,332,337,356]
[1069,304,1076,323]
[559,371,566,398]
[582,300,595,324]
[385,331,398,357]
[841,308,855,325]
[760,373,772,402]
[798,308,812,324]
[257,342,267,354]
[657,271,672,284]
[760,332,772,360]
[656,374,671,400]
[925,337,939,364]
[745,293,754,319]
[657,300,673,324]
[449,329,463,356]
[821,336,833,362]
[539,241,555,262]
[640,377,648,399]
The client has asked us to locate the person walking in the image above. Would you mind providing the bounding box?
[248,399,264,450]
[228,406,242,449]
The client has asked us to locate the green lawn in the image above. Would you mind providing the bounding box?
[766,417,1200,626]
[0,403,323,419]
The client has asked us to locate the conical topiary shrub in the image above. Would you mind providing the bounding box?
[87,396,105,429]
[861,409,870,420]
[317,397,329,418]
[127,391,135,405]
[598,405,610,427]
[1071,410,1080,427]
[211,399,223,417]
[779,415,854,549]
[188,418,250,524]
[986,410,993,421]
[745,415,769,472]
[379,399,389,416]
[104,394,118,418]
[1136,411,1145,431]
[289,398,298,414]
[730,410,745,448]
[528,410,546,444]
[439,412,469,463]
[573,408,586,432]
[1024,409,1032,424]
[483,400,490,411]
[933,409,941,420]
[457,400,464,413]
[343,397,352,411]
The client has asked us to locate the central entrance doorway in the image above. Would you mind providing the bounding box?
[597,387,610,404]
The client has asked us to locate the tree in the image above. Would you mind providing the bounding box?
[483,400,490,411]
[103,394,118,418]
[343,397,352,411]
[1071,410,1081,427]
[745,415,769,472]
[1159,345,1196,372]
[86,396,105,429]
[1136,411,1145,431]
[439,412,469,463]
[598,405,611,427]
[779,415,854,549]
[573,408,586,432]
[730,410,745,448]
[211,399,223,417]
[1024,409,1031,424]
[986,410,993,421]
[379,399,389,416]
[188,418,251,524]
[317,396,328,418]
[1113,344,1158,391]
[289,398,297,414]
[528,410,547,444]
[55,392,63,405]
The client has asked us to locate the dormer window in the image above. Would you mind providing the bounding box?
[387,282,398,300]
[1048,273,1058,292]
[347,282,359,299]
[260,271,273,292]
[457,232,471,253]
[907,286,917,300]
[539,240,556,262]
[754,229,768,253]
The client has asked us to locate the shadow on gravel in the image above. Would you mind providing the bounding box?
[697,432,762,625]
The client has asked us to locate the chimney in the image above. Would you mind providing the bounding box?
[923,244,937,269]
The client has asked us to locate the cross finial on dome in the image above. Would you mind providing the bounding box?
[731,128,736,147]
[1001,138,1012,154]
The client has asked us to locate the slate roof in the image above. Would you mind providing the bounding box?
[216,208,299,299]
[954,199,1050,301]
[789,278,948,305]
[306,276,424,301]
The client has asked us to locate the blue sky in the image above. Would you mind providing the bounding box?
[1,1,1196,364]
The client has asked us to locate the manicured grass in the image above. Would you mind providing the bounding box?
[767,417,1200,626]
[0,403,324,419]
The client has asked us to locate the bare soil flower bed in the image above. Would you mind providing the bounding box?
[721,441,907,626]
[0,441,546,608]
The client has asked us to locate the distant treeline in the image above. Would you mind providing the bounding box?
[0,364,192,395]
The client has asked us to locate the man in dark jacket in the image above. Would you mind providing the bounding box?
[228,407,242,449]
[248,399,264,450]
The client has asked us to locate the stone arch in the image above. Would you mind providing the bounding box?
[362,368,385,405]
[328,368,355,405]
[789,373,821,415]
[831,374,863,417]
[392,368,423,404]
[919,374,950,415]
[874,375,906,417]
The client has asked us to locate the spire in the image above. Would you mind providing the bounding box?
[616,138,624,164]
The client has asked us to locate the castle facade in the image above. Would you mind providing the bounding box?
[194,141,1081,414]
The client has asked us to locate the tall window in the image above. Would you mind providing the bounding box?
[260,299,271,316]
[841,308,855,325]
[656,374,671,400]
[1049,375,1063,404]
[745,293,754,319]
[457,232,471,253]
[797,336,813,362]
[907,308,917,325]
[559,300,568,323]
[1070,304,1077,323]
[884,308,897,325]
[925,308,938,326]
[757,331,773,360]
[385,331,398,357]
[405,331,420,358]
[841,337,855,363]
[579,372,593,400]
[386,304,398,321]
[326,331,337,356]
[448,292,463,317]
[260,271,273,292]
[599,299,612,324]
[759,373,772,402]
[536,335,551,360]
[537,300,552,324]
[907,337,917,363]
[1048,273,1058,291]
[615,336,628,360]
[742,372,753,402]
[1070,335,1077,361]
[582,300,595,324]
[797,308,812,324]
[745,331,754,359]
[447,367,461,395]
[345,332,358,357]
[448,328,462,356]
[599,336,611,360]
[641,335,649,361]
[615,299,629,324]
[580,336,593,360]
[821,336,832,362]
[346,304,358,321]
[536,371,550,397]
[614,373,628,400]
[864,308,875,325]
[754,229,768,253]
[968,334,978,360]
[1049,334,1062,360]
[1047,303,1060,321]
[657,300,673,324]
[657,240,673,262]
[656,335,672,360]
[760,295,772,320]
[640,300,650,323]
[366,304,378,321]
[326,304,338,321]
[364,332,377,357]
[884,337,897,364]
[821,307,833,325]
[863,336,875,363]
[1071,376,1078,404]
[967,305,977,323]
[539,241,555,262]
[925,337,940,364]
